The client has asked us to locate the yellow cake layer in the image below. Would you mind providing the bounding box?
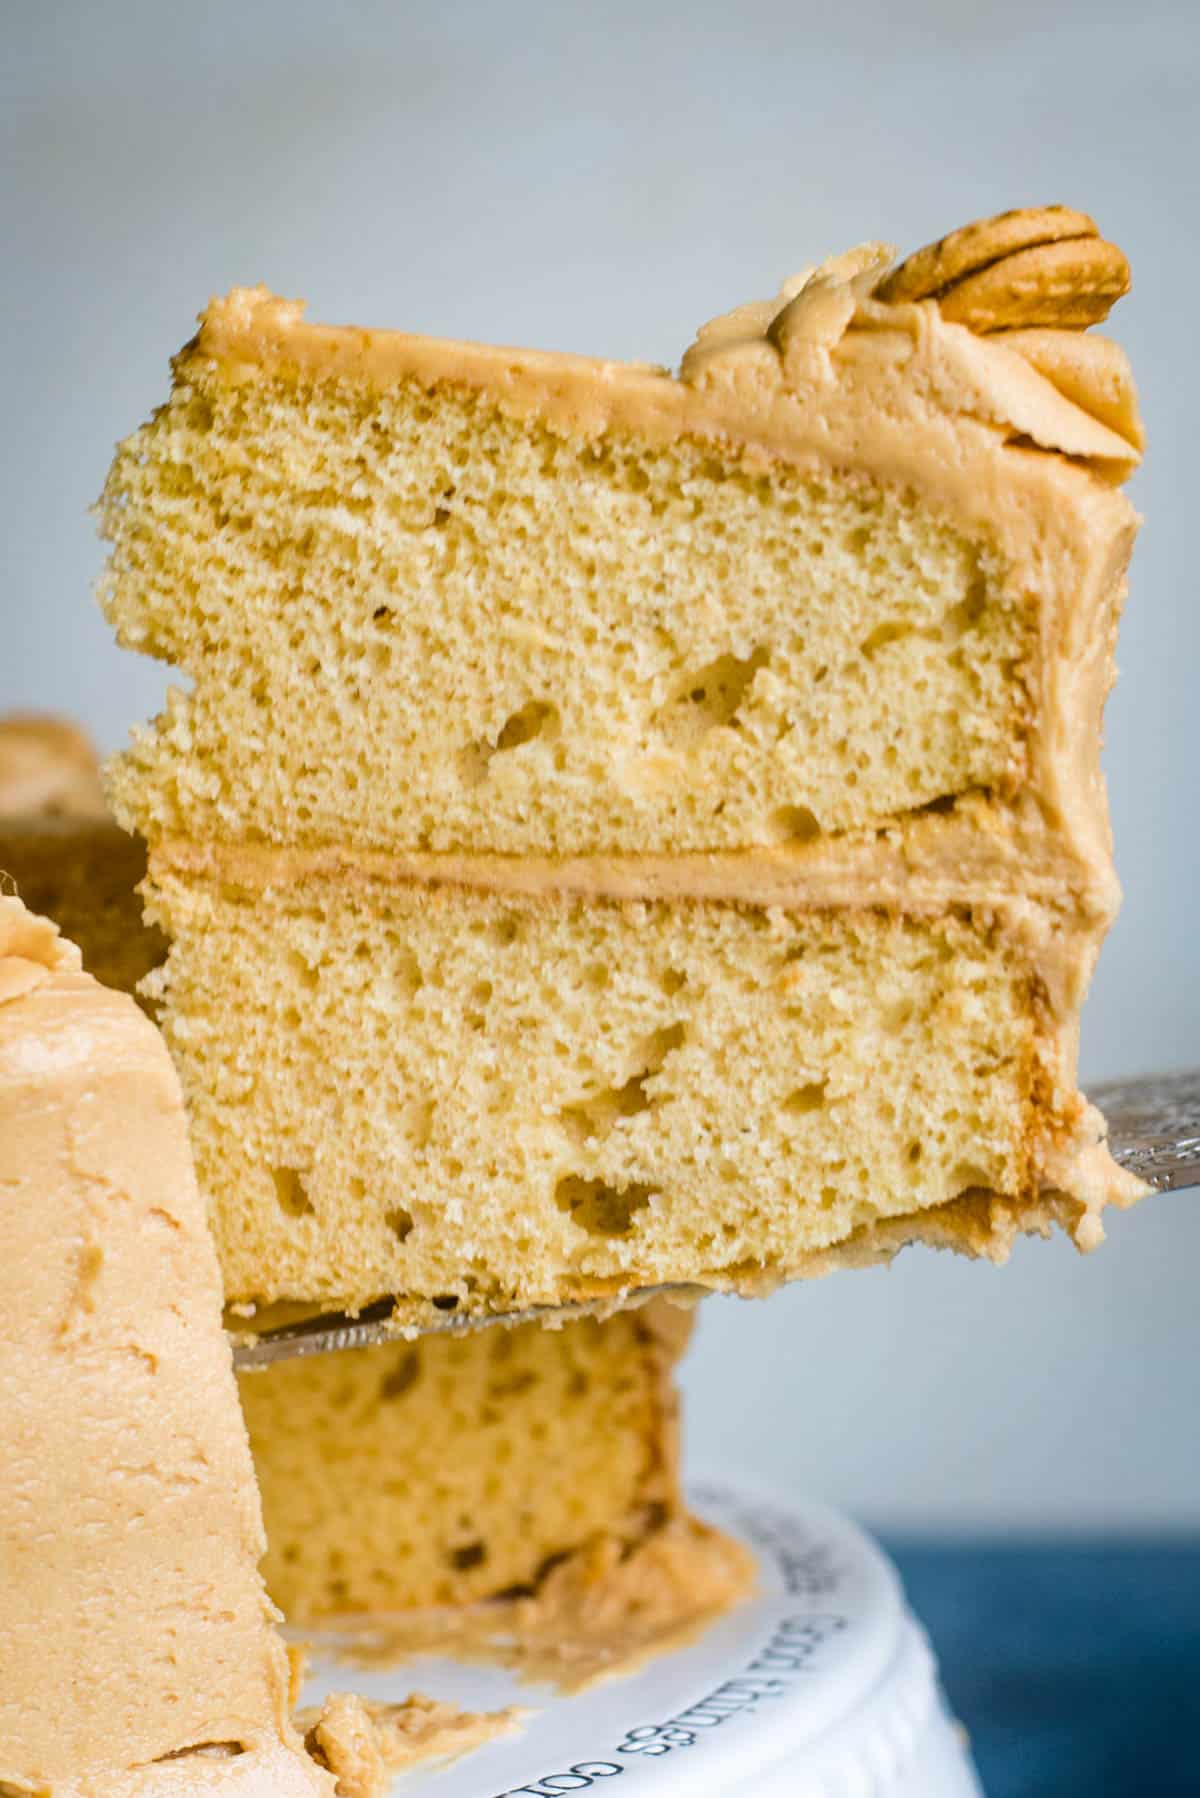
[99,268,1137,869]
[102,377,1028,857]
[141,854,1130,1317]
[240,1306,686,1620]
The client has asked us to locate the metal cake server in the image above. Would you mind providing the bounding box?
[231,1067,1200,1370]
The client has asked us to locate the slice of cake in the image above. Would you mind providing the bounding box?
[240,1305,752,1685]
[0,897,329,1795]
[0,712,166,998]
[99,207,1147,1317]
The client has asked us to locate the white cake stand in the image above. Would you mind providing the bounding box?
[298,1478,983,1797]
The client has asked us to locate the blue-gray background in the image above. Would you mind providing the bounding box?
[5,0,1196,1531]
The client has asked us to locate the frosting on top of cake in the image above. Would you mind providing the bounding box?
[189,206,1141,482]
[0,890,80,1004]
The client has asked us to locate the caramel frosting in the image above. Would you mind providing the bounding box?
[152,791,1119,1016]
[194,228,1140,478]
[309,1515,756,1698]
[996,327,1143,451]
[0,896,331,1795]
[0,713,109,821]
[42,1741,332,1798]
[299,1693,526,1794]
[0,896,78,1004]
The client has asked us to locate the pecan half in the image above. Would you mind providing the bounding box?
[875,206,1129,332]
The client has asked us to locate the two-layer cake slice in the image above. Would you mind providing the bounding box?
[100,206,1147,1318]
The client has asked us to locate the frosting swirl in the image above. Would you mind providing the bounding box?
[679,209,1142,471]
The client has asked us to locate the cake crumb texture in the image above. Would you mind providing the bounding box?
[241,1305,691,1616]
[145,867,1083,1313]
[242,1303,755,1693]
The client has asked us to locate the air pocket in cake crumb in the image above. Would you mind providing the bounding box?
[949,1161,997,1193]
[769,804,821,844]
[941,570,988,641]
[391,948,423,998]
[285,947,321,991]
[457,701,560,788]
[859,620,916,658]
[448,1540,488,1572]
[379,1347,420,1400]
[270,1166,314,1219]
[784,1079,828,1116]
[554,1176,656,1237]
[656,647,770,744]
[558,1022,686,1142]
[399,1097,436,1150]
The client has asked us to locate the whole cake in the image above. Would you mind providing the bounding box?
[0,897,329,1796]
[99,207,1147,1317]
[240,1305,751,1682]
[0,895,521,1795]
